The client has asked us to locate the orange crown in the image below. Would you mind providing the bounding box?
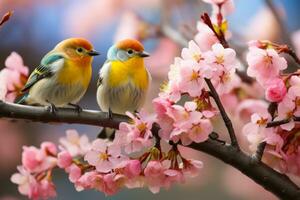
[56,38,93,51]
[116,39,144,51]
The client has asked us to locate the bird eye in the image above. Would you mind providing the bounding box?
[77,48,83,53]
[127,49,133,54]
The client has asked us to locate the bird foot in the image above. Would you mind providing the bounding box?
[68,103,83,113]
[47,103,57,114]
[108,108,113,120]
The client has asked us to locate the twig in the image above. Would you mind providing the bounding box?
[0,101,299,199]
[204,78,240,150]
[252,142,267,162]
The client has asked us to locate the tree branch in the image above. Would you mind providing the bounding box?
[0,101,299,199]
[0,101,128,129]
[205,78,240,150]
[253,142,267,162]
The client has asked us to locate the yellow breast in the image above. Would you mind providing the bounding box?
[108,57,149,89]
[57,59,92,88]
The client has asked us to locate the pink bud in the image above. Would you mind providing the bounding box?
[22,146,43,172]
[57,151,72,168]
[67,164,82,183]
[41,142,57,156]
[125,160,142,177]
[265,78,287,102]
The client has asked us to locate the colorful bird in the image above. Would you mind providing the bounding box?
[16,38,99,112]
[97,39,151,136]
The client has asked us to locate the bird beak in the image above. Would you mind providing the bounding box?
[88,50,100,56]
[138,51,150,57]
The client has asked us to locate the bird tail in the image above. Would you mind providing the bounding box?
[14,93,28,104]
[97,127,116,140]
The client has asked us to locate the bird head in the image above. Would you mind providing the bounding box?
[107,39,149,62]
[55,38,99,63]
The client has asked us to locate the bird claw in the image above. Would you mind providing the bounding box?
[68,103,83,113]
[108,108,113,120]
[47,103,57,114]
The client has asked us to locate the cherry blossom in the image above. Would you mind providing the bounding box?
[114,111,155,154]
[84,139,127,173]
[265,78,287,102]
[194,21,219,52]
[59,129,91,157]
[246,46,287,86]
[0,52,29,102]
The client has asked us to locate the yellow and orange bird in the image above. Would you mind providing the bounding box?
[97,39,151,117]
[16,38,99,112]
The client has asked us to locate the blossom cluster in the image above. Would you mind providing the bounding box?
[10,142,57,199]
[243,40,300,175]
[11,129,203,199]
[0,52,29,102]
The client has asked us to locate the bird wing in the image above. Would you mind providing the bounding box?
[21,54,64,92]
[97,60,111,88]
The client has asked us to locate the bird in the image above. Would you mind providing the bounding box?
[96,39,151,138]
[15,38,99,112]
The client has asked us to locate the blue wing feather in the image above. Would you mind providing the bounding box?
[20,54,64,93]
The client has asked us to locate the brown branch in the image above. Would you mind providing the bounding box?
[0,101,128,128]
[205,78,240,150]
[0,101,299,199]
[0,11,13,27]
[253,142,267,162]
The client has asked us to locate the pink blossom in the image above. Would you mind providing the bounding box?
[153,95,176,140]
[204,43,237,74]
[122,160,142,178]
[211,0,235,16]
[276,95,296,130]
[165,57,184,102]
[181,158,203,177]
[168,102,213,145]
[181,40,204,63]
[242,112,274,151]
[57,151,72,168]
[84,139,127,173]
[114,111,155,154]
[0,52,29,102]
[265,78,287,102]
[11,166,56,200]
[66,164,82,183]
[22,142,57,173]
[163,169,184,189]
[246,47,287,86]
[178,59,212,97]
[194,21,219,52]
[144,160,167,193]
[102,173,125,195]
[59,129,91,157]
[74,171,101,192]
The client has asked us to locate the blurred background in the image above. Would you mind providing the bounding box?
[1,0,300,199]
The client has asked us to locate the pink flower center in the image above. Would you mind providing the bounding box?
[190,70,200,81]
[99,152,109,161]
[193,53,202,63]
[215,55,224,64]
[263,55,273,66]
[191,124,202,134]
[256,117,268,126]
